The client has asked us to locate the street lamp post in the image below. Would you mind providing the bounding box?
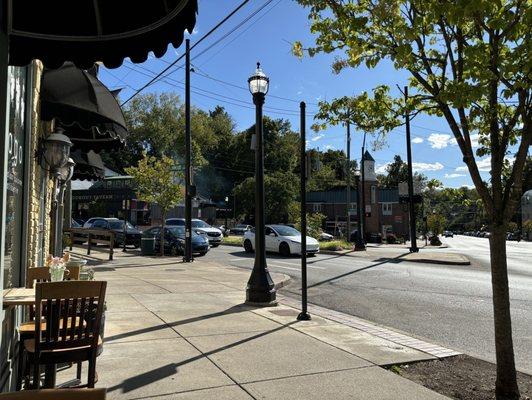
[246,63,276,305]
[225,196,229,230]
[354,170,366,251]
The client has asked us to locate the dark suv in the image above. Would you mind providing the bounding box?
[84,218,141,247]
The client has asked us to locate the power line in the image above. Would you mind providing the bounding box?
[157,0,278,83]
[120,0,252,106]
[197,0,283,68]
[121,62,313,117]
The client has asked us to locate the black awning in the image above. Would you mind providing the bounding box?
[71,149,105,181]
[41,62,128,151]
[6,0,198,69]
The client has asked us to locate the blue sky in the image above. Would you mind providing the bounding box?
[99,0,491,188]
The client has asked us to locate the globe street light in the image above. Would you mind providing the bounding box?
[246,63,276,305]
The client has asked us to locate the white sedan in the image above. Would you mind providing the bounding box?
[243,224,320,256]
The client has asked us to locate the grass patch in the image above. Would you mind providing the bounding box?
[319,240,352,251]
[222,235,244,246]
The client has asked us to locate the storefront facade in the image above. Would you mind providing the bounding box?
[0,61,53,391]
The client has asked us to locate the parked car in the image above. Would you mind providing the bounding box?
[143,226,209,256]
[217,225,229,237]
[243,224,319,256]
[506,232,520,241]
[443,230,454,238]
[166,218,223,247]
[84,217,141,247]
[69,219,86,244]
[230,224,253,235]
[319,232,334,241]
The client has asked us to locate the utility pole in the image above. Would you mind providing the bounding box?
[346,121,351,242]
[360,132,367,244]
[298,102,310,321]
[404,86,419,252]
[184,39,193,262]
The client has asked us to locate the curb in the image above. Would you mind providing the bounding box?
[219,242,243,248]
[273,273,291,290]
[404,257,470,266]
[319,249,470,266]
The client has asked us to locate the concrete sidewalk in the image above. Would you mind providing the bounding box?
[62,249,458,399]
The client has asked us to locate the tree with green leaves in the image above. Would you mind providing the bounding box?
[295,1,531,397]
[233,171,299,224]
[125,155,184,256]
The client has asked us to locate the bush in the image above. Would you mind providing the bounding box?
[319,240,351,251]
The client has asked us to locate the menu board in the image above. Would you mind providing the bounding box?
[3,66,27,289]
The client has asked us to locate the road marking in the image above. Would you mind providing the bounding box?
[273,260,325,269]
[269,264,300,271]
[230,258,325,270]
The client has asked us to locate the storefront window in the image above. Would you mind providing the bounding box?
[3,66,28,289]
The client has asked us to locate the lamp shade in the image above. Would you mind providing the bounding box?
[58,158,76,182]
[248,63,269,95]
[43,129,73,170]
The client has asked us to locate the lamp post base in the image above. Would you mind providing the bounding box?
[354,241,366,251]
[245,287,277,306]
[297,312,311,321]
[409,246,419,253]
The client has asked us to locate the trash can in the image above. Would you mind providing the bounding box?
[141,236,156,256]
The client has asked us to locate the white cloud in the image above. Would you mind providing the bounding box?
[455,156,515,172]
[412,137,424,144]
[375,163,390,174]
[297,90,303,95]
[311,134,324,142]
[427,133,456,149]
[412,162,444,172]
[444,173,465,178]
[325,144,335,150]
[469,134,479,148]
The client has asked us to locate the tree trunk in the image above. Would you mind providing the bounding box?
[489,224,520,400]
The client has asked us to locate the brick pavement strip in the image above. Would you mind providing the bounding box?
[279,295,462,359]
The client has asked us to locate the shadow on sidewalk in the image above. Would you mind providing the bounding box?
[105,304,252,343]
[107,320,296,394]
[307,253,409,289]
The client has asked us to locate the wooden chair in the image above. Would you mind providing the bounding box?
[17,266,82,389]
[0,388,106,399]
[24,281,106,389]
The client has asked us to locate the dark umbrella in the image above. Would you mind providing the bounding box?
[70,149,106,181]
[41,62,128,152]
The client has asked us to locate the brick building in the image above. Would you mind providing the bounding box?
[307,151,410,239]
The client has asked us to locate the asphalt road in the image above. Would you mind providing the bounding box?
[203,236,532,374]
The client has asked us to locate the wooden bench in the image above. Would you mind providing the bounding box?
[65,228,115,261]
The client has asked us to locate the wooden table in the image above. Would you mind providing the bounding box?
[2,287,59,387]
[2,288,35,308]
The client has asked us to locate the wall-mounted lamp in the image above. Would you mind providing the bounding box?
[38,127,73,172]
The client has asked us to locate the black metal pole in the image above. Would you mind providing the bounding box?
[122,202,127,252]
[298,102,311,321]
[184,39,193,262]
[346,122,351,242]
[246,91,276,305]
[361,139,366,243]
[404,86,419,252]
[354,174,365,250]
